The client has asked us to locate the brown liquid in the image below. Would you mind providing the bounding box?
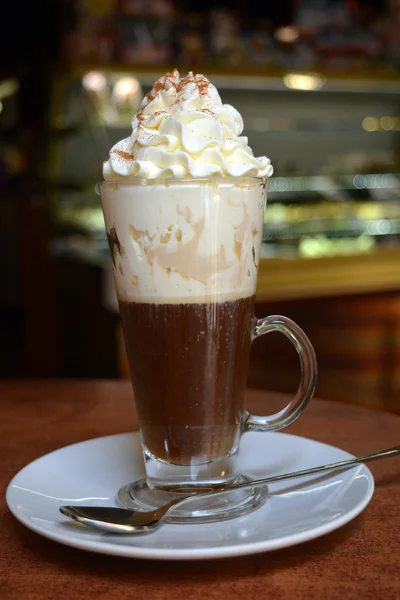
[119,296,255,465]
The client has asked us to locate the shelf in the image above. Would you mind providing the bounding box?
[268,174,400,194]
[256,247,400,301]
[69,64,400,95]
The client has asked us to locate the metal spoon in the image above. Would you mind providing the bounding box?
[60,444,400,535]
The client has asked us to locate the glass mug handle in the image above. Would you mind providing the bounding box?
[243,315,318,433]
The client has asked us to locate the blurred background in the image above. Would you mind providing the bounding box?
[0,0,399,411]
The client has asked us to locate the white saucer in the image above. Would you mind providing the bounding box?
[6,432,374,561]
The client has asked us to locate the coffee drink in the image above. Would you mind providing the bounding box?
[99,71,317,523]
[100,69,276,494]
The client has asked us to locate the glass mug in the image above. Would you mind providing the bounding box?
[99,177,317,522]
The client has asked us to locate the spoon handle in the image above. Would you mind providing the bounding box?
[59,444,400,534]
[232,444,400,491]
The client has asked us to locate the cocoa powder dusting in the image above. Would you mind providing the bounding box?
[200,108,215,116]
[152,70,180,95]
[136,70,212,126]
[195,75,211,96]
[140,71,212,119]
[113,149,133,160]
[140,71,179,116]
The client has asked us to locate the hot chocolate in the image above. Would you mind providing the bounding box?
[99,71,317,523]
[119,296,255,465]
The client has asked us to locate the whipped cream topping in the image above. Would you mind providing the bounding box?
[103,70,273,180]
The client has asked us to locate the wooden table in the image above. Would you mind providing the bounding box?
[1,381,400,600]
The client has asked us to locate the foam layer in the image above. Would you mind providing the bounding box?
[101,179,267,303]
[103,70,273,180]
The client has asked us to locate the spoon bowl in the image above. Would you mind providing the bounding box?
[60,505,171,534]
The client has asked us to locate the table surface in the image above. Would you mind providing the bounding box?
[1,381,400,600]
